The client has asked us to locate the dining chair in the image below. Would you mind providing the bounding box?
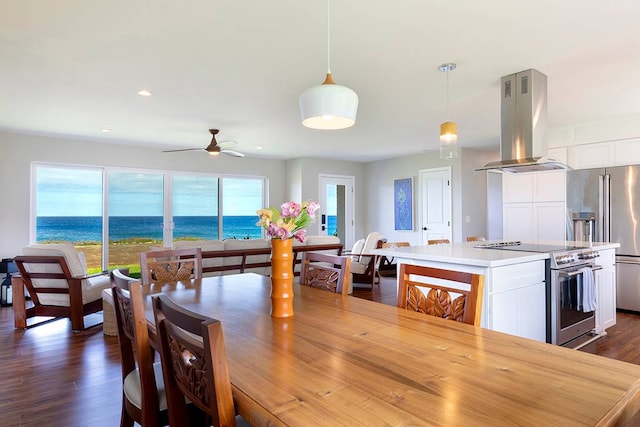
[139,247,203,285]
[299,252,351,295]
[427,239,450,245]
[152,293,249,427]
[466,236,486,242]
[111,269,168,427]
[397,264,484,326]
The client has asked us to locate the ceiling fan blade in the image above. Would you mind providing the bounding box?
[162,147,205,153]
[221,149,245,158]
[217,140,238,149]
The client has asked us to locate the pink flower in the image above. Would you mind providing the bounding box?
[305,201,319,218]
[280,202,301,219]
[293,229,307,243]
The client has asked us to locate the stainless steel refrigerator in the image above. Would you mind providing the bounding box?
[566,165,640,311]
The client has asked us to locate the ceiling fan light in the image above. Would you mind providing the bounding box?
[299,74,358,130]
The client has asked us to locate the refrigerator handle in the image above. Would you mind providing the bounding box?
[602,173,610,242]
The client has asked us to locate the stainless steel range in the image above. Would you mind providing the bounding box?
[475,241,602,348]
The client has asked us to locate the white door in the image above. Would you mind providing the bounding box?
[419,167,452,245]
[319,175,355,249]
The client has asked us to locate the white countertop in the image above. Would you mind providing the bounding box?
[372,240,620,268]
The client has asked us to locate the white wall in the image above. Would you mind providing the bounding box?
[363,147,498,244]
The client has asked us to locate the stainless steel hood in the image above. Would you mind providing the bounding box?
[477,69,570,173]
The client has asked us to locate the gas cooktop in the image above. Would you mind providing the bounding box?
[474,241,584,253]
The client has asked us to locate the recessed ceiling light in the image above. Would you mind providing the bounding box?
[256,146,263,150]
[137,90,152,97]
[100,129,111,133]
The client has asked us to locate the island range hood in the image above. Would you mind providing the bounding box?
[477,69,570,173]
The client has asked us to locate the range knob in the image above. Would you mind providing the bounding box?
[579,251,600,260]
[556,255,573,265]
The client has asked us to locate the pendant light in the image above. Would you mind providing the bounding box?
[439,63,459,159]
[299,0,358,130]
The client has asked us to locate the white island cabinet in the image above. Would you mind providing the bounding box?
[595,248,617,333]
[373,241,620,343]
[374,243,549,342]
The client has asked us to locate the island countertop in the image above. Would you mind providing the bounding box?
[372,240,620,268]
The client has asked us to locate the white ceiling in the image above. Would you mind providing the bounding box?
[1,0,639,162]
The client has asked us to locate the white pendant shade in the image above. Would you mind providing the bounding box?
[300,74,358,130]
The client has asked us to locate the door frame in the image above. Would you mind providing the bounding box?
[318,174,355,249]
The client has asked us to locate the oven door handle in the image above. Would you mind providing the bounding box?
[559,265,603,277]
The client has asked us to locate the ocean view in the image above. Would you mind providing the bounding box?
[36,215,337,243]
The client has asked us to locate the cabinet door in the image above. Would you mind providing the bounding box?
[533,170,566,202]
[595,265,617,333]
[503,204,535,241]
[489,282,546,342]
[568,142,615,169]
[503,173,533,203]
[534,202,566,241]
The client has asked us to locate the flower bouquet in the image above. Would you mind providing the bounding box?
[256,200,320,242]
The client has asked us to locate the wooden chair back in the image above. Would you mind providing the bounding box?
[140,248,203,285]
[466,236,486,242]
[111,269,167,426]
[152,294,238,427]
[299,252,351,295]
[397,264,484,326]
[427,239,450,245]
[381,241,410,249]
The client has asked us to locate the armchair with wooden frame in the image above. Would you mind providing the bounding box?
[348,232,385,290]
[11,243,111,331]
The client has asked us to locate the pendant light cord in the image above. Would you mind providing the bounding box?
[327,0,331,74]
[446,69,450,120]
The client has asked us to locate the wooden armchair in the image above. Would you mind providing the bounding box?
[12,243,111,331]
[398,264,484,326]
[349,232,385,290]
[300,252,351,295]
[139,248,203,285]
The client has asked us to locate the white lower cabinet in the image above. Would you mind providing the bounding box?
[486,261,547,342]
[595,256,617,333]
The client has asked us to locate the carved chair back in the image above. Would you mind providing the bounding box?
[152,293,238,427]
[300,252,351,295]
[397,264,484,326]
[111,269,167,426]
[140,248,203,285]
[427,239,451,245]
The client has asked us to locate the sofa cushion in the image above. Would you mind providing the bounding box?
[223,239,271,275]
[174,240,225,277]
[305,235,341,247]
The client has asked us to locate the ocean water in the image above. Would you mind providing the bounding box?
[36,215,337,243]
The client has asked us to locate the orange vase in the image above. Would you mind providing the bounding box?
[270,238,294,318]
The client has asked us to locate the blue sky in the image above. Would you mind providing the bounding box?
[37,167,265,216]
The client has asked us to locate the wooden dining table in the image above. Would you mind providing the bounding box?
[141,273,640,426]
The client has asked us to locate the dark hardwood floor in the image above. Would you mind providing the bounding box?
[2,276,640,426]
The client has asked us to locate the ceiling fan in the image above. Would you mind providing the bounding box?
[163,129,245,158]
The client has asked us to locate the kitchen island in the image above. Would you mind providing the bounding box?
[373,240,620,342]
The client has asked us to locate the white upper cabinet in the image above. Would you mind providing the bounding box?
[503,173,533,203]
[533,170,566,202]
[568,142,615,169]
